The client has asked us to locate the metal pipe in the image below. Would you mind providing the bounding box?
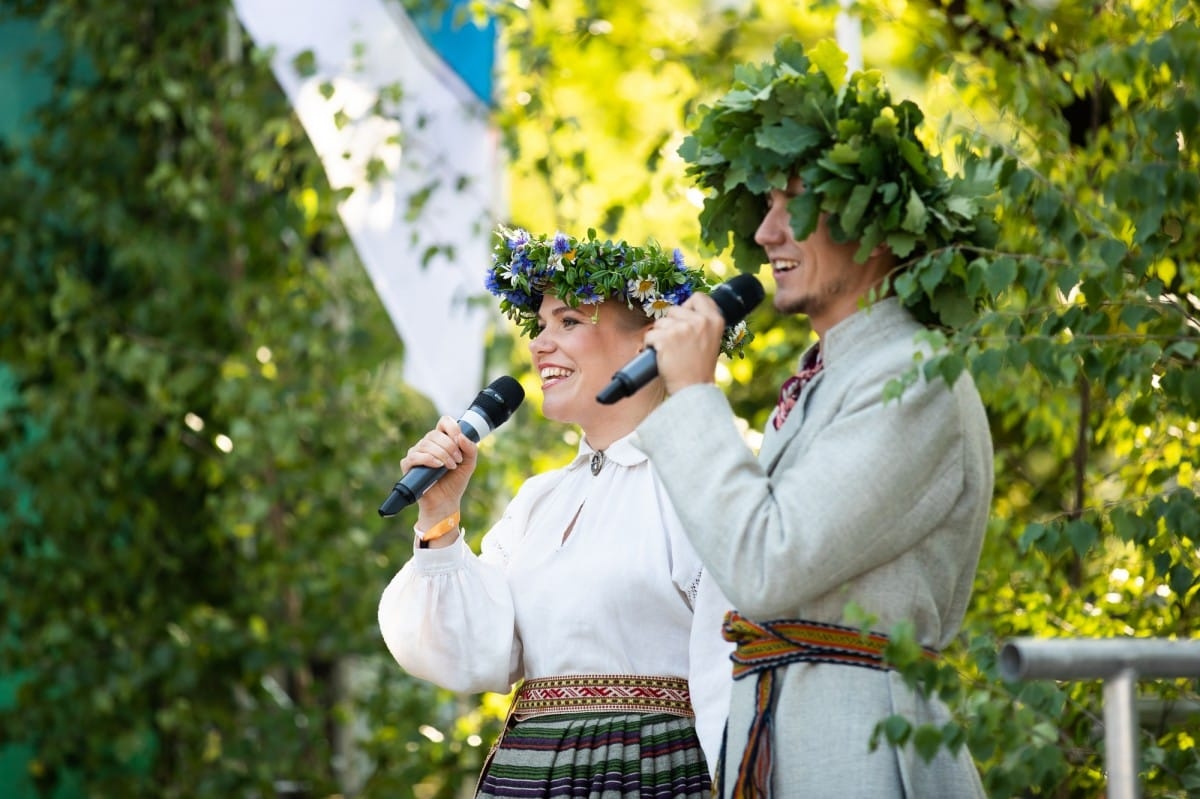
[998,637,1200,799]
[999,637,1200,682]
[1104,668,1140,799]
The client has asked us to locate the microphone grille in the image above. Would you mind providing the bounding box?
[475,375,526,426]
[711,274,766,325]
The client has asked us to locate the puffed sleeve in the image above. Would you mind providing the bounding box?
[377,532,519,694]
[377,470,564,694]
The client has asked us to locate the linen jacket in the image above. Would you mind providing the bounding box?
[633,298,993,798]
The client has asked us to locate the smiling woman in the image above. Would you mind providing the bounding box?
[376,229,752,798]
[530,293,656,449]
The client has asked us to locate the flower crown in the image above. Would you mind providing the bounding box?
[679,37,999,326]
[487,226,750,357]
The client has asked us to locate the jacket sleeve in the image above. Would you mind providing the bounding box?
[633,375,972,620]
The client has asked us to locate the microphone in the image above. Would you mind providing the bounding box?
[378,376,526,517]
[596,274,765,404]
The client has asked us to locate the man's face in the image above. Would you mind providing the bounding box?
[754,177,878,334]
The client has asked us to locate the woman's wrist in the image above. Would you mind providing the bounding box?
[415,509,461,549]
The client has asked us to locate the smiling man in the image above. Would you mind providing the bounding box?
[634,39,999,798]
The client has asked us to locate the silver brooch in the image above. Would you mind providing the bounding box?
[590,450,606,476]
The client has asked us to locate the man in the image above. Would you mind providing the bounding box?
[634,39,996,797]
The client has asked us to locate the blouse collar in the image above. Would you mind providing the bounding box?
[566,430,648,473]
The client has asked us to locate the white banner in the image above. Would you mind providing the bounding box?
[232,0,497,415]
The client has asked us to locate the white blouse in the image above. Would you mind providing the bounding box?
[377,432,733,775]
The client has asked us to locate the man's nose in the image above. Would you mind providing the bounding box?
[755,203,789,247]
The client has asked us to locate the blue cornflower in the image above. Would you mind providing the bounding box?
[574,284,604,305]
[511,251,535,277]
[505,288,532,308]
[507,228,530,250]
[668,285,694,305]
[484,270,502,295]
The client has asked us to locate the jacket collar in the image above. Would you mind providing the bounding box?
[760,298,915,468]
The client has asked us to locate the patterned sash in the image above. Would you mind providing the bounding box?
[719,611,939,798]
[512,674,694,721]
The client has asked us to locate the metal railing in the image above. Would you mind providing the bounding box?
[999,637,1200,799]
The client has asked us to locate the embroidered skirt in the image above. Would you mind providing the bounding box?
[475,710,711,798]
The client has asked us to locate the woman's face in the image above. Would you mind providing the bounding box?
[528,294,649,431]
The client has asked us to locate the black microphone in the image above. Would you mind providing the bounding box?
[378,376,525,517]
[596,274,765,404]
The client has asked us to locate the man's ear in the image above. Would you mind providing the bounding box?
[866,243,898,276]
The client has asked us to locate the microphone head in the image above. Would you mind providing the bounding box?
[710,274,766,325]
[474,375,526,427]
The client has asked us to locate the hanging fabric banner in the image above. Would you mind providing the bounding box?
[233,0,498,414]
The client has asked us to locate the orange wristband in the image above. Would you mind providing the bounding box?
[416,511,460,545]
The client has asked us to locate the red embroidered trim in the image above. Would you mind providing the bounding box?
[512,674,694,720]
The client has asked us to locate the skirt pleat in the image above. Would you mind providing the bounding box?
[476,712,711,798]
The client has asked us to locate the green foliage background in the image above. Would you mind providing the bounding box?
[1,0,1197,797]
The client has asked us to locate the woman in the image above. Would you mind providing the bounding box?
[377,227,748,797]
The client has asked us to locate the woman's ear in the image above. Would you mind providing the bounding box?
[634,327,649,353]
[639,319,658,352]
[628,314,657,352]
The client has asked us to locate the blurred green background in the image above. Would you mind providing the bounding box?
[1,1,1198,797]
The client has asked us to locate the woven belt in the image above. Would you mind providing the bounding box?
[511,674,694,721]
[724,612,938,677]
[719,611,939,798]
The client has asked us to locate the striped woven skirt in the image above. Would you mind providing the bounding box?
[475,710,712,798]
